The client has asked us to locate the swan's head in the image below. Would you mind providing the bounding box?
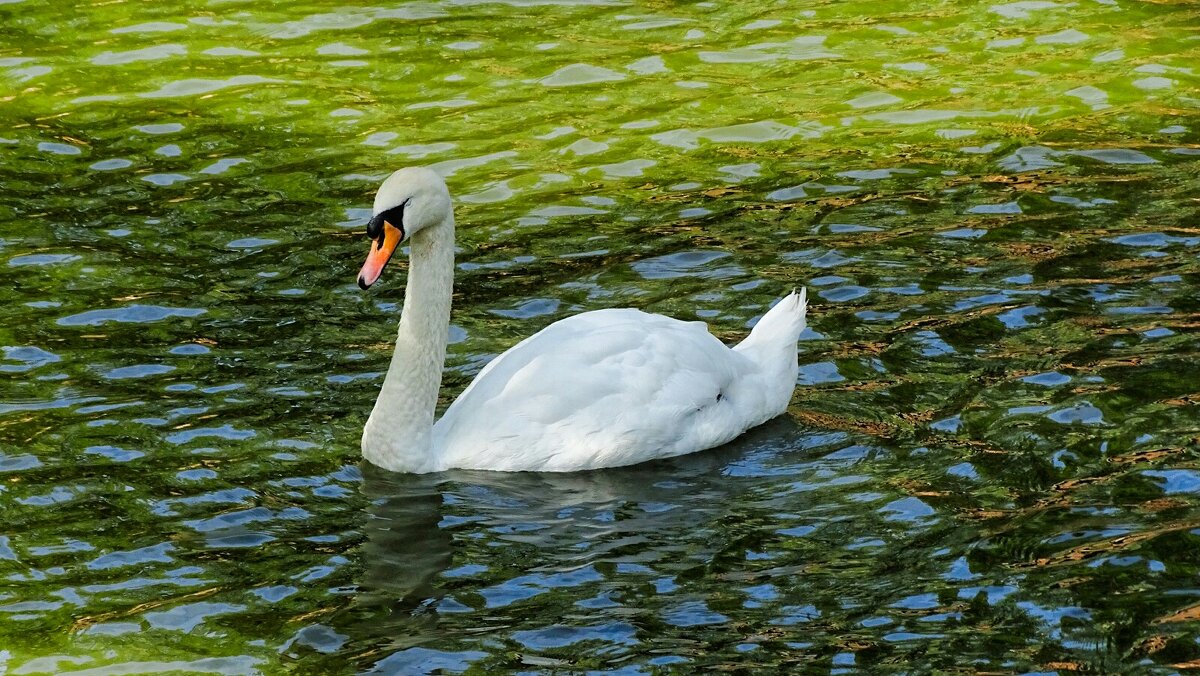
[358,167,452,290]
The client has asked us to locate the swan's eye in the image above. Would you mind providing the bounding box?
[368,199,411,243]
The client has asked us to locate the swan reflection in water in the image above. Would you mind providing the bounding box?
[351,417,815,658]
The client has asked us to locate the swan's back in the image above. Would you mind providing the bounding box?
[433,309,756,471]
[431,295,805,473]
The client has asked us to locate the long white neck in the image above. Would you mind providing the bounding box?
[362,214,455,472]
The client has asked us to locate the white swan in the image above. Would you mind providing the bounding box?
[357,167,808,473]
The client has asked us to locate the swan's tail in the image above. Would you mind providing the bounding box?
[735,288,807,354]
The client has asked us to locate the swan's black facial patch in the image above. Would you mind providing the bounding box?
[367,199,409,242]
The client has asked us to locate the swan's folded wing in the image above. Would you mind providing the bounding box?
[431,309,751,471]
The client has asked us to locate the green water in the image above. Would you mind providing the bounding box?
[2,0,1199,672]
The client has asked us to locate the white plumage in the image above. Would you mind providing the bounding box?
[357,167,807,474]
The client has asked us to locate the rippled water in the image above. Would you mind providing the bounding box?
[3,0,1199,672]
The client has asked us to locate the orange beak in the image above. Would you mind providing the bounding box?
[358,221,403,289]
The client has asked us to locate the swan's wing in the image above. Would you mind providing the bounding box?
[432,309,755,471]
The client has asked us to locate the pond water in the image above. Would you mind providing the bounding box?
[2,0,1199,672]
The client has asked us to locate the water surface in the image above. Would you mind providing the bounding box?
[2,0,1200,672]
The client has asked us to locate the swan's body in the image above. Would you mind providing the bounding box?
[358,168,807,474]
